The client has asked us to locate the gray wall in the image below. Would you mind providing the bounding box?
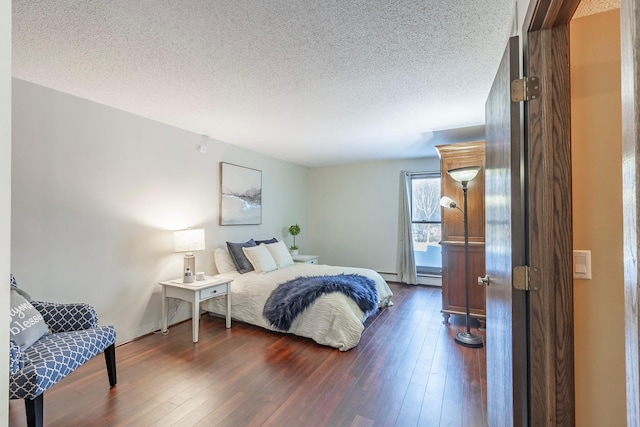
[11,79,446,348]
[11,79,309,344]
[308,157,441,283]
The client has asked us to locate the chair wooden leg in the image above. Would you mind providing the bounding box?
[104,343,117,387]
[24,394,43,427]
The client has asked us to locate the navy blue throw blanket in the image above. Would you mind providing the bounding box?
[263,274,378,331]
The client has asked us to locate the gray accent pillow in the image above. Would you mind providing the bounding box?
[226,239,257,274]
[255,237,278,245]
[10,289,49,350]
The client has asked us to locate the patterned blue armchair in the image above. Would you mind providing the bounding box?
[9,277,117,427]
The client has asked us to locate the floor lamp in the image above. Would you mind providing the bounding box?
[440,166,484,348]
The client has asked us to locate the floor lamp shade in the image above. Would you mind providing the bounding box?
[440,196,457,209]
[174,228,206,274]
[447,166,481,183]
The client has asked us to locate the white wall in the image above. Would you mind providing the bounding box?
[11,79,309,344]
[308,157,440,282]
[1,0,10,423]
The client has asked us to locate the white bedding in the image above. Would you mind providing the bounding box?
[201,263,393,351]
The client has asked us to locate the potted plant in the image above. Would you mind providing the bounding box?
[288,224,300,256]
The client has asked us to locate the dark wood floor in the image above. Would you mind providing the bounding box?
[9,283,487,427]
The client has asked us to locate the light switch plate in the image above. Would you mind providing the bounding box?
[573,250,592,280]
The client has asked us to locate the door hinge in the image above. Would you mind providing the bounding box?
[513,266,541,291]
[511,76,540,102]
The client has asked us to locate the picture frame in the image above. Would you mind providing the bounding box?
[220,162,262,225]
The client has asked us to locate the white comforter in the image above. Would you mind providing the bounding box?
[201,263,393,351]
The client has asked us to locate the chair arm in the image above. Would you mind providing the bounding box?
[31,301,99,332]
[10,340,24,375]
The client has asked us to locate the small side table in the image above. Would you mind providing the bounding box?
[159,276,232,343]
[292,255,319,264]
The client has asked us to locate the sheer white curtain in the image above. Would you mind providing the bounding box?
[398,171,417,284]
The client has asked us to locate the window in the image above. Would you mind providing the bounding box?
[411,173,442,275]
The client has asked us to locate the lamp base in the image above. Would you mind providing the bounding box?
[455,331,484,348]
[183,253,195,274]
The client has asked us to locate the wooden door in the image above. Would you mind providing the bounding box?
[485,2,577,421]
[484,36,528,426]
[483,1,577,424]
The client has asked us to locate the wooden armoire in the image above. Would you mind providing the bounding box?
[435,141,486,326]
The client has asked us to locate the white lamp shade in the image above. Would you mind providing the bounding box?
[447,166,481,183]
[174,228,206,253]
[440,196,457,209]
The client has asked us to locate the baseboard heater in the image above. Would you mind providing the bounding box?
[377,271,442,287]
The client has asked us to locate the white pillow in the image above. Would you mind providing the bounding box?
[214,248,237,274]
[265,240,295,269]
[242,244,278,273]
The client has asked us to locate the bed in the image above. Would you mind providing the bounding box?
[202,242,393,351]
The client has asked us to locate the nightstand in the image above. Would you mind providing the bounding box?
[159,276,232,343]
[292,255,319,264]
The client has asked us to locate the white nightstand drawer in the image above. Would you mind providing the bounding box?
[307,258,318,264]
[200,283,228,300]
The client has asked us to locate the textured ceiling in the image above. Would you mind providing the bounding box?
[573,0,619,19]
[13,1,515,167]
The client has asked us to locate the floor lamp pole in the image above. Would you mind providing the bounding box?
[455,180,484,348]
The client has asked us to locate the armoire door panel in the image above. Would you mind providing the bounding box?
[441,243,486,317]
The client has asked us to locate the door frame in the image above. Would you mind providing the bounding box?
[621,0,640,425]
[521,0,580,424]
[522,0,640,424]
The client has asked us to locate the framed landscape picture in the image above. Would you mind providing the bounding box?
[220,162,262,225]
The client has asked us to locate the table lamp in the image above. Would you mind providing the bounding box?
[174,228,206,277]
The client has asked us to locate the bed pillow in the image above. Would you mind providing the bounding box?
[10,289,49,350]
[214,248,237,274]
[265,240,295,269]
[226,239,257,274]
[242,244,278,273]
[255,237,278,245]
